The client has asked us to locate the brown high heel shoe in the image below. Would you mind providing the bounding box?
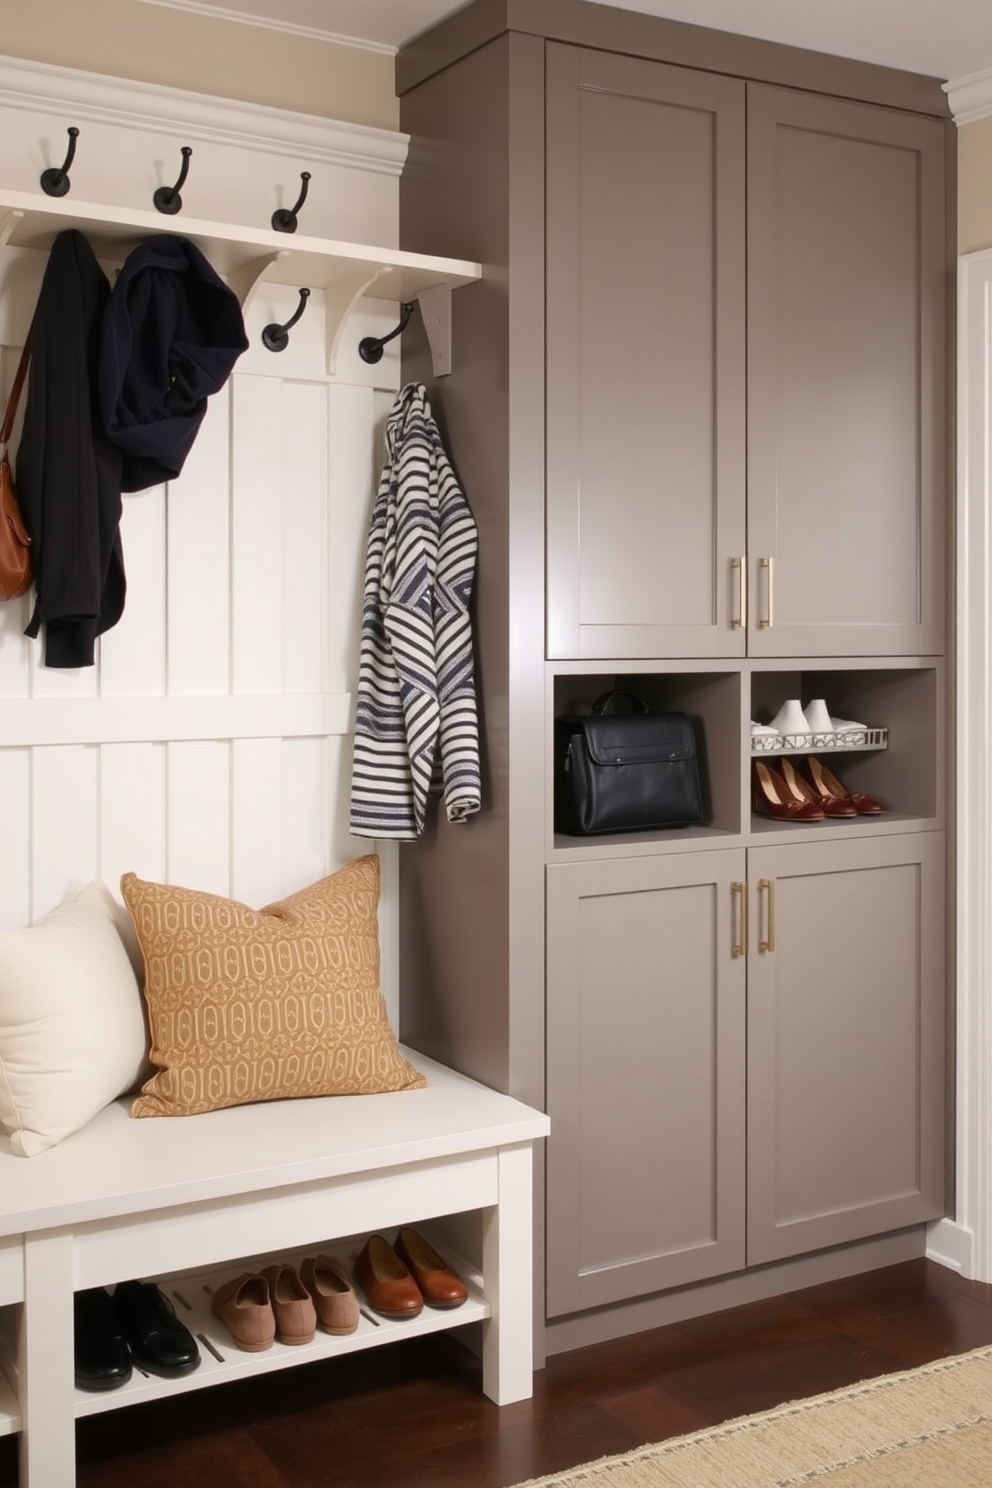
[780,757,857,817]
[804,756,884,815]
[752,760,824,821]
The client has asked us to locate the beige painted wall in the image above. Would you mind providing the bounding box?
[959,115,992,255]
[0,0,398,130]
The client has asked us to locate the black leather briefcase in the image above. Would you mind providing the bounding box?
[554,691,703,836]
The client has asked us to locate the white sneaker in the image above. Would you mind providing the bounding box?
[804,698,835,743]
[768,700,811,745]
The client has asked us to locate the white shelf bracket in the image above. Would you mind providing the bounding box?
[417,282,453,378]
[325,265,393,374]
[227,249,290,311]
[0,209,24,254]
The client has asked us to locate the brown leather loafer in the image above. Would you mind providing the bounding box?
[394,1227,469,1310]
[353,1234,423,1319]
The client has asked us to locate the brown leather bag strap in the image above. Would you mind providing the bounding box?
[0,334,32,451]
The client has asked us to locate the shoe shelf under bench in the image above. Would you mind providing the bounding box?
[0,1235,489,1423]
[0,1051,549,1487]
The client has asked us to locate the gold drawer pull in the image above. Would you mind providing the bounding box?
[758,878,776,953]
[731,880,748,957]
[758,555,775,628]
[731,557,747,628]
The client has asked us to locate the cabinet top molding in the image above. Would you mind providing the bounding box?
[397,0,952,121]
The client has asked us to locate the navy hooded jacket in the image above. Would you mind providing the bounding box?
[100,234,248,492]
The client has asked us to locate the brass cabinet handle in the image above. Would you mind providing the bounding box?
[758,878,776,953]
[731,556,747,628]
[758,555,775,628]
[731,880,748,957]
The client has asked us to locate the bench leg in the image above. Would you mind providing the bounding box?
[20,1230,75,1488]
[481,1142,535,1405]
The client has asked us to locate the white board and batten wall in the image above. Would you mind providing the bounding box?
[0,57,410,1018]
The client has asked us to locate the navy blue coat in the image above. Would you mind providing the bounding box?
[16,230,125,669]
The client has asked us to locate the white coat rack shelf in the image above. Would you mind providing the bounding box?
[0,189,481,375]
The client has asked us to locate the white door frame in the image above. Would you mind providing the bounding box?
[928,248,992,1281]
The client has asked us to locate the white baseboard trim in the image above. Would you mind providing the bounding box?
[926,1218,974,1275]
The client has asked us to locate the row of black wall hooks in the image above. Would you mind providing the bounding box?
[42,126,313,233]
[39,126,418,358]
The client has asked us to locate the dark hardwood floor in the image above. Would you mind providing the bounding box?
[3,1259,992,1487]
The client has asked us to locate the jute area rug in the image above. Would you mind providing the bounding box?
[509,1344,992,1488]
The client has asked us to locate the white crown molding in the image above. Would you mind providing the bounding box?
[0,53,408,176]
[944,66,992,125]
[134,0,396,55]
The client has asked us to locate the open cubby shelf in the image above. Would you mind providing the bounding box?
[549,660,942,855]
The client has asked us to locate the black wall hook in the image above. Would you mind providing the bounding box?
[154,146,193,215]
[262,287,311,352]
[358,301,416,364]
[272,171,311,234]
[40,126,79,198]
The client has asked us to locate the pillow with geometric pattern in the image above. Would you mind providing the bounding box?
[120,854,426,1119]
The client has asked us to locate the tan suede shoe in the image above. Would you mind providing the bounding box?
[210,1272,274,1352]
[300,1254,360,1335]
[260,1263,317,1345]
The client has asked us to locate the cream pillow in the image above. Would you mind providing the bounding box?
[121,853,426,1119]
[0,881,151,1157]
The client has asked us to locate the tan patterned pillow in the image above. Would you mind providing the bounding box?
[120,855,426,1118]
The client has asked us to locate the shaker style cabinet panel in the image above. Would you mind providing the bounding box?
[545,852,747,1316]
[745,834,946,1265]
[546,834,944,1314]
[545,44,747,660]
[544,50,946,662]
[746,86,946,658]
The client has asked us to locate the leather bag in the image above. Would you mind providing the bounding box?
[554,690,703,835]
[0,336,33,601]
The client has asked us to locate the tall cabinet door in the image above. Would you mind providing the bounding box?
[746,834,946,1265]
[545,45,746,660]
[746,86,947,657]
[546,851,746,1316]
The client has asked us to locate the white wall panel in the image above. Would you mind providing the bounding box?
[0,747,29,928]
[231,375,286,694]
[280,734,331,895]
[166,740,231,895]
[282,381,329,695]
[328,381,378,689]
[99,742,167,890]
[230,736,288,908]
[167,386,232,695]
[0,592,31,698]
[30,745,99,916]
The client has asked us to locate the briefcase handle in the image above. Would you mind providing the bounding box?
[591,690,650,716]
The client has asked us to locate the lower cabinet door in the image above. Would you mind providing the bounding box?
[745,832,946,1265]
[546,850,747,1317]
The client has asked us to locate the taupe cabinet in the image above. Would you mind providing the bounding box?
[396,0,951,1347]
[545,45,946,661]
[546,833,945,1315]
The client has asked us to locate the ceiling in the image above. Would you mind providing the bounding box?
[181,0,992,83]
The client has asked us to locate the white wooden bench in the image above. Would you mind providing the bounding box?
[0,1050,549,1488]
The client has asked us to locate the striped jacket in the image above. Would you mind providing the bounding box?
[349,382,481,839]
